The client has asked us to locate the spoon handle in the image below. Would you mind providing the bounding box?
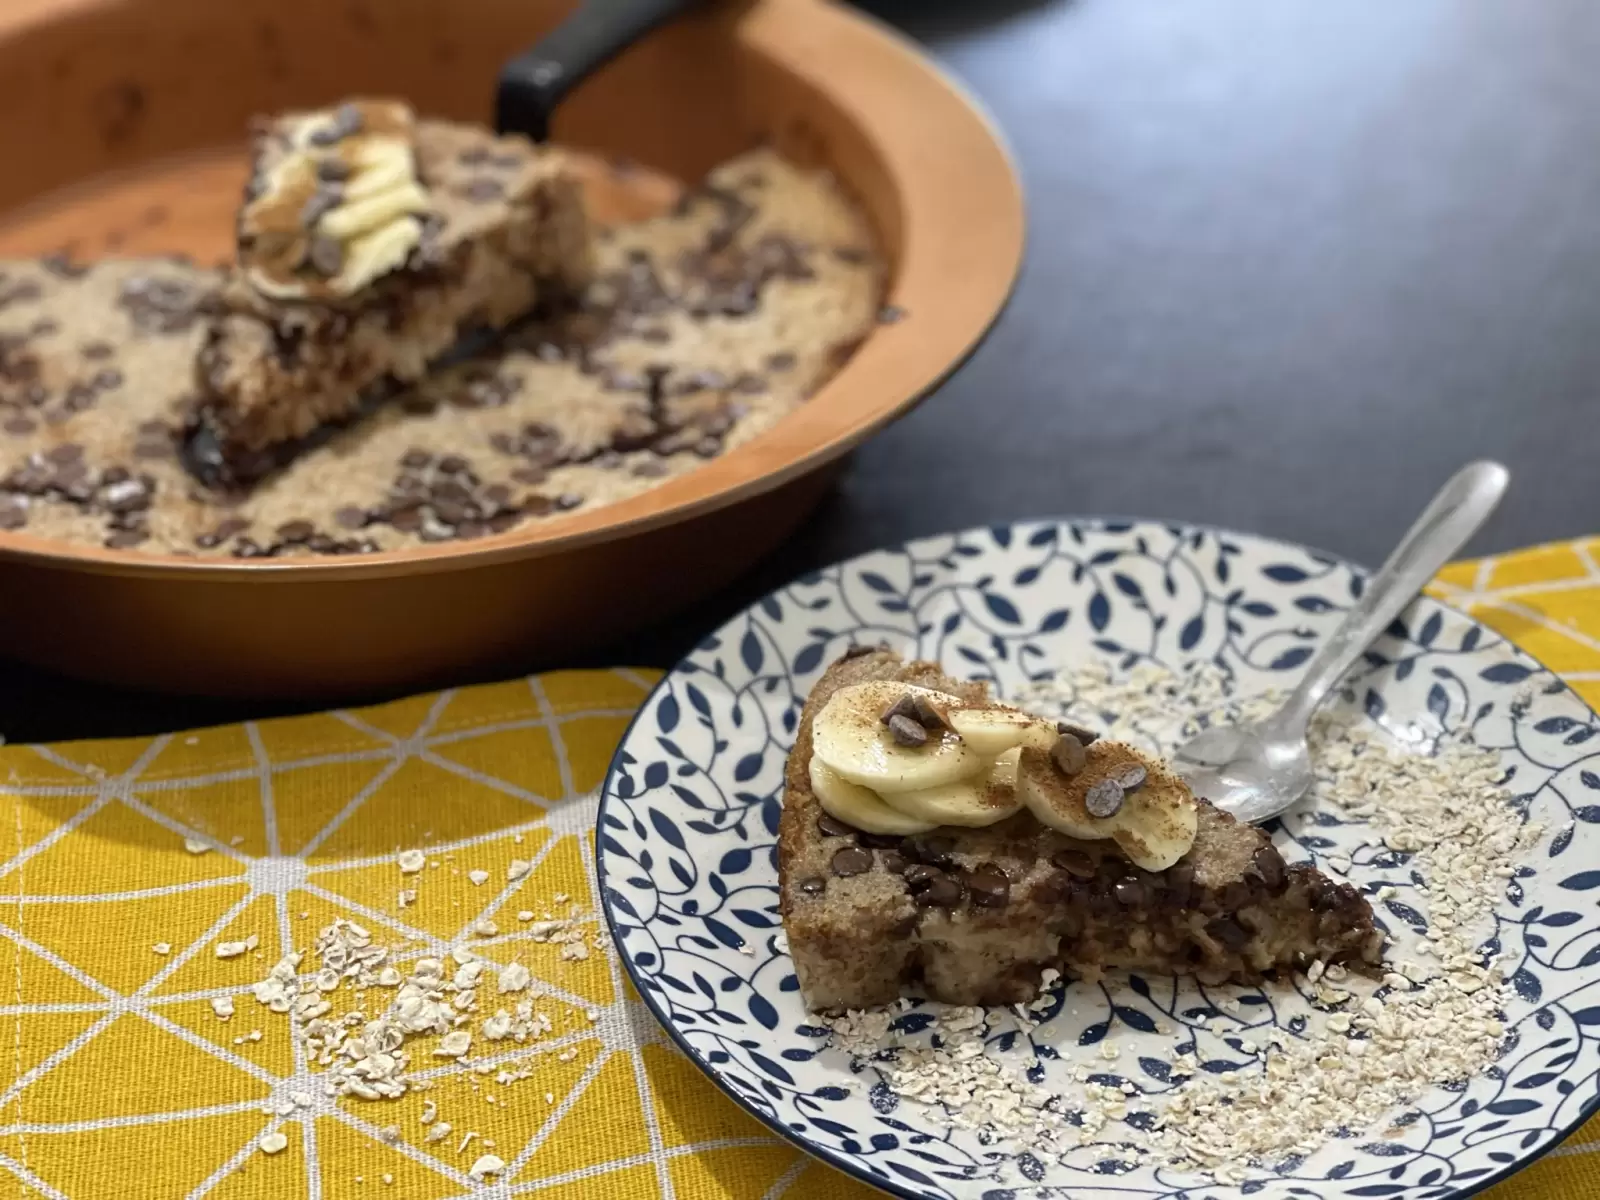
[496,0,709,142]
[1270,460,1510,736]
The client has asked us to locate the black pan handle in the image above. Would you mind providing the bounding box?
[496,0,708,142]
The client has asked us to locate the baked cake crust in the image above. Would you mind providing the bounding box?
[779,649,1383,1010]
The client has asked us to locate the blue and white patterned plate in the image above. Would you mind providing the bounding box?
[596,520,1600,1199]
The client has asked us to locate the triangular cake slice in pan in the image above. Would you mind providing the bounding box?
[778,649,1382,1010]
[187,98,592,486]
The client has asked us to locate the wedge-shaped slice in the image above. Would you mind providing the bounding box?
[185,98,592,487]
[779,648,1384,1012]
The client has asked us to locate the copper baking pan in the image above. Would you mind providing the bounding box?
[0,0,1024,697]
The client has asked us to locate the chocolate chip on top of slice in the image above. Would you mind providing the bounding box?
[880,692,941,748]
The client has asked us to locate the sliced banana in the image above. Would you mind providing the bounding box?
[1017,746,1103,839]
[879,747,1024,827]
[809,757,938,835]
[945,706,1057,757]
[1017,743,1198,871]
[319,181,431,241]
[342,138,416,201]
[811,682,986,794]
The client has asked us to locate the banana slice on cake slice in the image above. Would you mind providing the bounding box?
[811,682,987,793]
[1017,741,1198,871]
[878,747,1025,827]
[944,708,1057,757]
[811,681,1058,792]
[809,758,938,835]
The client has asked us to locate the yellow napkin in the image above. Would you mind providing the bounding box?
[0,540,1593,1199]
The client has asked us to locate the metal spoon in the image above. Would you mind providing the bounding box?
[1171,460,1510,824]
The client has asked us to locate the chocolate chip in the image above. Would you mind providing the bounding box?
[0,500,26,530]
[833,246,868,264]
[915,875,962,908]
[44,444,82,465]
[80,341,114,360]
[3,417,35,435]
[831,847,873,877]
[401,449,432,469]
[433,499,469,525]
[1164,861,1195,908]
[732,373,767,395]
[910,695,947,731]
[101,466,129,485]
[316,157,352,182]
[1051,733,1086,776]
[766,351,796,372]
[333,506,368,530]
[816,812,855,839]
[1117,764,1148,792]
[966,865,1010,907]
[1056,721,1100,746]
[276,520,314,543]
[388,504,424,532]
[1308,876,1340,911]
[881,694,919,724]
[857,831,902,850]
[300,188,342,229]
[1251,844,1287,893]
[1206,915,1251,951]
[1113,876,1147,907]
[1051,849,1096,878]
[879,850,909,874]
[886,713,927,747]
[511,466,547,486]
[91,368,123,391]
[839,644,881,660]
[307,235,344,276]
[1219,881,1253,911]
[309,102,363,145]
[797,876,825,897]
[904,835,955,870]
[30,318,57,337]
[461,177,505,202]
[105,529,148,549]
[878,304,907,324]
[903,864,939,889]
[1085,779,1124,818]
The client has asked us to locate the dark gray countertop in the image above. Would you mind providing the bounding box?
[5,0,1597,739]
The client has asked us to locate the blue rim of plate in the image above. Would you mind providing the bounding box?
[595,517,1600,1200]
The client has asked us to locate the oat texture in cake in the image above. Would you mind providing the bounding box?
[0,148,883,556]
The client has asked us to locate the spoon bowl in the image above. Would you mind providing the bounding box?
[1170,722,1313,826]
[1173,460,1510,823]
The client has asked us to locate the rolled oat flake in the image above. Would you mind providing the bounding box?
[1084,778,1124,818]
